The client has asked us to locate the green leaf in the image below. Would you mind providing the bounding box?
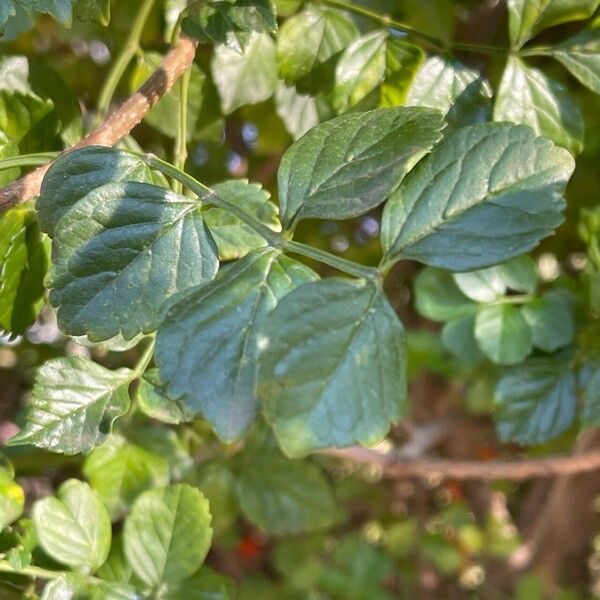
[498,255,538,294]
[277,106,445,229]
[453,268,507,303]
[381,123,574,271]
[0,205,50,335]
[183,0,277,53]
[83,435,169,520]
[333,31,424,113]
[73,0,111,25]
[237,441,339,534]
[130,53,221,141]
[259,278,406,457]
[542,24,600,95]
[156,248,318,441]
[522,291,575,352]
[275,82,331,140]
[204,179,281,261]
[137,369,185,425]
[474,304,532,364]
[48,181,218,341]
[35,0,72,26]
[441,314,483,367]
[494,56,584,154]
[508,0,600,48]
[41,574,138,600]
[495,357,577,444]
[0,466,24,530]
[582,367,600,426]
[407,56,492,131]
[0,88,53,143]
[163,567,236,600]
[38,146,163,235]
[123,484,212,587]
[212,32,277,114]
[277,6,358,87]
[33,479,111,573]
[413,267,475,322]
[8,357,131,455]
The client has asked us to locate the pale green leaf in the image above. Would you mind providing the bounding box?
[33,479,111,573]
[212,32,277,114]
[494,56,584,154]
[123,484,212,586]
[48,181,218,341]
[522,291,575,352]
[277,106,445,229]
[156,248,318,441]
[137,369,185,425]
[453,268,507,303]
[441,314,483,366]
[495,357,577,444]
[275,82,331,140]
[381,123,574,271]
[83,435,169,520]
[259,278,406,457]
[8,357,131,455]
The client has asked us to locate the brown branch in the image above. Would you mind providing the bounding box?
[322,441,600,480]
[0,36,198,212]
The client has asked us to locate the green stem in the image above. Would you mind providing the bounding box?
[0,560,64,580]
[143,154,282,246]
[0,152,57,172]
[519,45,553,57]
[173,67,191,194]
[130,336,156,380]
[319,0,507,55]
[285,240,379,280]
[94,0,158,126]
[489,294,533,306]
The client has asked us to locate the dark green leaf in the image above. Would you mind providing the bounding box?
[156,248,317,441]
[522,291,575,352]
[33,479,111,573]
[441,314,483,366]
[0,205,50,335]
[73,0,111,25]
[259,278,406,457]
[495,357,577,444]
[494,56,584,154]
[163,567,236,600]
[49,181,218,341]
[582,367,600,426]
[8,357,131,455]
[277,106,445,229]
[381,123,574,271]
[212,32,277,114]
[83,435,169,520]
[183,0,277,53]
[123,484,213,586]
[204,179,281,261]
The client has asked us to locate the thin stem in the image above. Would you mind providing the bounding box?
[0,153,57,172]
[94,0,158,125]
[143,154,282,246]
[489,294,533,306]
[285,240,379,280]
[519,45,553,57]
[130,336,156,380]
[173,67,191,194]
[319,0,507,55]
[0,560,64,580]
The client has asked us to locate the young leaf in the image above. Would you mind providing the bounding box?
[83,435,169,520]
[498,255,538,294]
[137,369,185,425]
[33,479,111,573]
[0,466,24,530]
[212,32,277,114]
[474,304,532,365]
[275,82,330,140]
[204,179,281,261]
[0,205,50,335]
[407,56,492,130]
[453,268,507,303]
[522,291,575,352]
[259,278,406,457]
[541,25,600,95]
[49,181,218,341]
[495,357,577,444]
[237,444,339,534]
[38,146,163,235]
[381,123,574,271]
[8,357,132,455]
[508,0,600,48]
[277,6,358,87]
[41,574,138,600]
[156,248,318,441]
[494,56,584,154]
[277,106,445,229]
[183,0,277,54]
[123,484,212,587]
[333,31,424,113]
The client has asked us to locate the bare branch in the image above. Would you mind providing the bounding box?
[0,36,198,212]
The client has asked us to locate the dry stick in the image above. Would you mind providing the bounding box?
[0,36,198,212]
[322,444,600,481]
